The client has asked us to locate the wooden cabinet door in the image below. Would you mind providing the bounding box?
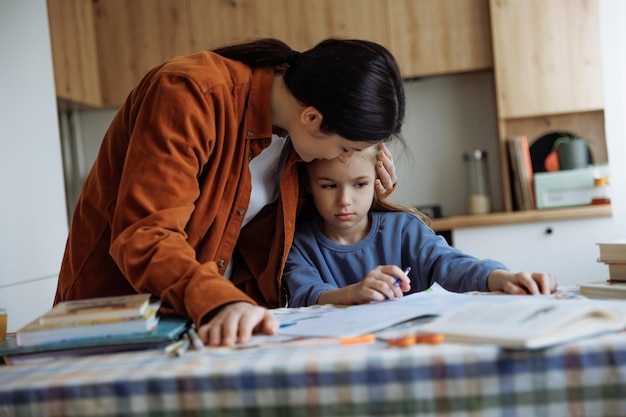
[489,0,604,118]
[386,0,493,78]
[283,0,389,51]
[93,0,194,107]
[47,0,101,106]
[187,0,291,51]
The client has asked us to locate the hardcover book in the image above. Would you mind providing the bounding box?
[597,239,626,263]
[507,135,535,210]
[606,263,626,281]
[579,280,626,300]
[39,293,152,325]
[2,315,189,364]
[419,298,626,349]
[15,301,161,347]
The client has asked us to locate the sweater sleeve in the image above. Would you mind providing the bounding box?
[402,216,508,293]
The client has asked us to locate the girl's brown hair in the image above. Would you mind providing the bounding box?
[356,148,431,225]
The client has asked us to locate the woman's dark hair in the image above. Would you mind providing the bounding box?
[213,38,405,144]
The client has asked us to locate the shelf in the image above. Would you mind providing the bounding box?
[429,204,612,231]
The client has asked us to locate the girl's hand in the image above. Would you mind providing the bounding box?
[197,302,279,347]
[375,143,397,197]
[488,269,557,295]
[346,265,411,304]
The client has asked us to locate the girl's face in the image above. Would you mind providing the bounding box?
[307,150,376,241]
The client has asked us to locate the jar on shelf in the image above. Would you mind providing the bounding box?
[464,150,492,215]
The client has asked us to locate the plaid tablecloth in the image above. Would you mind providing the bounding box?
[1,333,625,417]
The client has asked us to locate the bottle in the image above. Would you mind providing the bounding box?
[464,150,492,214]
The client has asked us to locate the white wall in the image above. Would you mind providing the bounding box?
[393,71,502,216]
[599,0,626,231]
[0,0,68,331]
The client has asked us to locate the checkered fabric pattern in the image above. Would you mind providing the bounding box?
[1,333,625,417]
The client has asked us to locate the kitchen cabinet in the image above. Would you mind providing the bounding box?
[452,216,615,287]
[489,0,607,212]
[92,0,195,107]
[46,0,493,108]
[47,0,101,107]
[387,0,492,77]
[490,0,604,118]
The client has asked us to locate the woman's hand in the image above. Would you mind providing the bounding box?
[375,143,397,197]
[487,269,558,295]
[196,302,279,347]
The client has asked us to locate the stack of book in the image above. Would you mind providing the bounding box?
[579,239,626,299]
[14,294,160,346]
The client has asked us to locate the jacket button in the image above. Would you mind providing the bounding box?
[237,208,245,216]
[246,130,254,137]
[217,259,225,268]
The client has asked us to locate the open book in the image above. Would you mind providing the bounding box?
[275,285,626,350]
[420,298,626,349]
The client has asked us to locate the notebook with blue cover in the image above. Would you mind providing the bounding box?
[0,315,190,364]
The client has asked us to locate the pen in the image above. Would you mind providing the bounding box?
[394,267,411,287]
[186,326,204,351]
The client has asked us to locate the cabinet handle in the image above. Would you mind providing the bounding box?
[545,227,553,235]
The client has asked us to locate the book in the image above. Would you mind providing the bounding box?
[1,315,190,364]
[38,293,152,325]
[15,301,161,347]
[507,135,535,210]
[579,280,626,299]
[419,298,626,349]
[606,263,626,281]
[273,284,626,350]
[597,239,626,263]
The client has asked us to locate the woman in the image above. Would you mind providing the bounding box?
[55,38,405,346]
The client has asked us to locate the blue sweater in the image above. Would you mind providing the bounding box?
[284,211,507,307]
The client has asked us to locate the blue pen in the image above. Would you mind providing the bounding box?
[394,267,411,287]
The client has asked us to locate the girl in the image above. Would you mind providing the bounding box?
[55,38,403,346]
[284,147,557,307]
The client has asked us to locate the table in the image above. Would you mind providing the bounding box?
[1,332,625,417]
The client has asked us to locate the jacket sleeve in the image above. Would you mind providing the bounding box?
[108,72,255,325]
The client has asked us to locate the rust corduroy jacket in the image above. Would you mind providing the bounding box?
[56,52,303,327]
